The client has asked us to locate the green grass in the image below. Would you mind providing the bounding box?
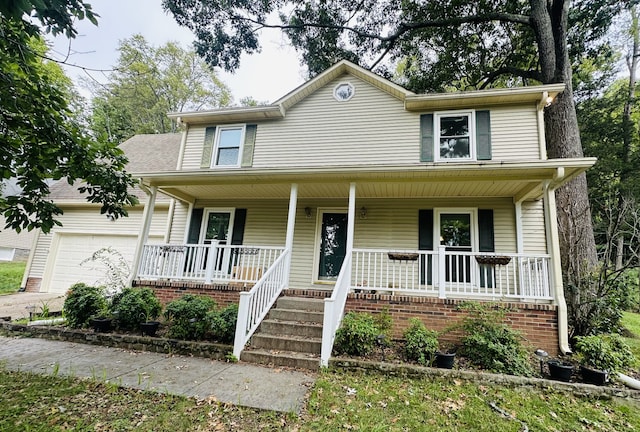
[621,311,640,369]
[0,261,25,295]
[1,366,639,431]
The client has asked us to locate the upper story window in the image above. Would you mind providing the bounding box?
[214,126,244,167]
[333,82,355,101]
[420,110,491,163]
[436,111,474,161]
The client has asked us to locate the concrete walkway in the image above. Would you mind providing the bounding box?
[0,292,65,320]
[0,336,315,413]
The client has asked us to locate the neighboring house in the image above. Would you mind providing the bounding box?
[0,179,40,261]
[22,133,182,293]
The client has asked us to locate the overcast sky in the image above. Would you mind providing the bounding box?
[48,0,306,104]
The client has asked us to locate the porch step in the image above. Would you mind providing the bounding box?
[268,308,324,324]
[275,296,325,312]
[250,333,321,354]
[260,319,323,339]
[240,349,320,370]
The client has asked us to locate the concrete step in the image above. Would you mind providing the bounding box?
[240,349,320,370]
[268,308,324,324]
[276,296,325,312]
[251,333,321,354]
[260,319,323,339]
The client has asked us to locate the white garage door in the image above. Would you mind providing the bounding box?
[44,233,143,294]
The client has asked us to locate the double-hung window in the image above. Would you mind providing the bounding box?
[435,111,474,161]
[213,126,244,167]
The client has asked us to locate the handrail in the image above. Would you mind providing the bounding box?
[320,252,352,367]
[233,249,290,359]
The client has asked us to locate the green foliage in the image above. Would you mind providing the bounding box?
[111,288,162,330]
[458,302,533,376]
[80,248,131,296]
[0,15,138,234]
[615,269,640,312]
[164,294,217,340]
[88,34,232,144]
[403,318,439,366]
[334,311,390,357]
[574,333,634,372]
[63,283,107,328]
[208,303,238,344]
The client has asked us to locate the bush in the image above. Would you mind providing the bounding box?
[164,294,217,340]
[574,333,634,373]
[111,287,162,330]
[208,303,239,344]
[63,283,107,328]
[403,318,439,366]
[458,302,533,376]
[334,311,389,357]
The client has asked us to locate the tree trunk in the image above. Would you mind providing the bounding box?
[532,0,598,287]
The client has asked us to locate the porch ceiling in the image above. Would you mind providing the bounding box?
[137,158,595,202]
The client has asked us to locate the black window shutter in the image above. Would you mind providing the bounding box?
[231,209,247,245]
[201,127,216,168]
[418,209,434,285]
[478,209,495,252]
[420,114,434,162]
[241,125,257,167]
[187,208,204,244]
[476,110,491,160]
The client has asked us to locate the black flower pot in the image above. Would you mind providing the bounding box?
[435,352,456,369]
[140,321,160,337]
[90,317,112,333]
[548,360,573,382]
[580,365,608,386]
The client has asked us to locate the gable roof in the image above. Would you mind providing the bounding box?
[48,133,182,202]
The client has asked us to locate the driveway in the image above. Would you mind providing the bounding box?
[0,292,65,320]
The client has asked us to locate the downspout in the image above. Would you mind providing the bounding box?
[346,183,356,255]
[128,182,158,287]
[284,183,298,288]
[537,91,549,160]
[164,199,175,243]
[513,201,524,254]
[543,178,571,354]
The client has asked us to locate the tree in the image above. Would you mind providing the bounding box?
[162,0,625,334]
[0,2,137,233]
[88,35,232,144]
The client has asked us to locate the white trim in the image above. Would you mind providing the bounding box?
[211,124,245,168]
[434,110,476,162]
[312,207,348,284]
[434,208,478,251]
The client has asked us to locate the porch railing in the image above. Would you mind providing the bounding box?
[320,252,352,367]
[233,249,290,358]
[351,246,552,301]
[137,242,285,285]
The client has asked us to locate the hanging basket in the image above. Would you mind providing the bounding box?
[387,252,419,261]
[475,255,512,266]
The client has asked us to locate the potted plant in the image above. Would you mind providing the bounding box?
[574,334,634,386]
[435,346,457,369]
[90,307,113,333]
[111,287,162,336]
[547,359,574,382]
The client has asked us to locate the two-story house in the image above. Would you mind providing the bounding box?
[25,60,595,368]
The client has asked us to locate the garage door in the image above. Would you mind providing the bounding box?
[44,233,153,294]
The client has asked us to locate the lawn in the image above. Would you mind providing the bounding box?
[0,261,25,295]
[1,366,639,431]
[622,311,640,369]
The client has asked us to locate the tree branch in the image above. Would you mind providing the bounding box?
[479,66,543,88]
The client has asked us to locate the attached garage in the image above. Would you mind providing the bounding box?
[41,232,162,294]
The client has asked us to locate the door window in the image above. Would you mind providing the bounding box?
[439,212,474,283]
[317,212,348,281]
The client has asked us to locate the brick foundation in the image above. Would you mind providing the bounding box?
[24,277,41,293]
[136,281,560,356]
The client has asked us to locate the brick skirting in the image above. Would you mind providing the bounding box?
[136,280,560,356]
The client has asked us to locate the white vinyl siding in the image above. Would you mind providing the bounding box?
[521,200,548,254]
[182,127,207,170]
[168,200,190,243]
[490,105,541,160]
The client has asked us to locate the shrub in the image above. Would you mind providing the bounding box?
[63,283,107,328]
[111,287,162,330]
[403,318,439,366]
[574,333,634,373]
[458,302,533,376]
[208,303,239,344]
[334,311,389,356]
[164,294,217,340]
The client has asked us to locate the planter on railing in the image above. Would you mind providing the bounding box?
[387,252,419,261]
[475,255,512,266]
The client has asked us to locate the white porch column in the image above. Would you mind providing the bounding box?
[346,183,356,254]
[128,185,157,287]
[284,183,298,287]
[514,201,524,254]
[543,181,571,354]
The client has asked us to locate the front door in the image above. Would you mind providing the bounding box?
[439,212,473,283]
[317,212,348,281]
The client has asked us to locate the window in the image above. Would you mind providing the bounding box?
[333,82,355,101]
[436,111,474,161]
[213,126,244,167]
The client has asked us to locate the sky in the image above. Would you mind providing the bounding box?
[48,0,306,104]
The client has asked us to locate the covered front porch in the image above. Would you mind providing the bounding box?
[130,160,593,365]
